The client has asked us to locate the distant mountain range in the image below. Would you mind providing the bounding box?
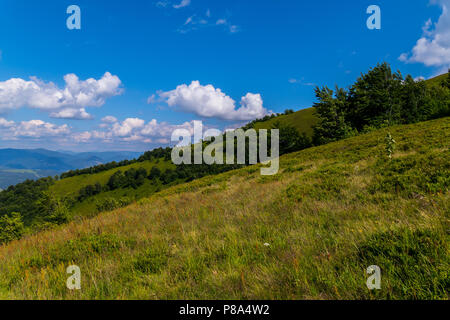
[0,149,142,189]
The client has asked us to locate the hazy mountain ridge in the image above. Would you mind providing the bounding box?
[0,149,142,189]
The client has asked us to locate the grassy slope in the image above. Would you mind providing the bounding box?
[425,72,448,87]
[254,107,319,136]
[50,108,318,217]
[0,117,448,300]
[51,159,174,199]
[50,159,175,217]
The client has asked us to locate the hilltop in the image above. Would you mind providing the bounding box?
[253,107,319,136]
[424,72,449,87]
[0,117,448,299]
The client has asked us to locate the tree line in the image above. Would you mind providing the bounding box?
[60,109,298,180]
[60,147,173,179]
[312,63,449,145]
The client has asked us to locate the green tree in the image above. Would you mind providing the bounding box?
[273,121,312,154]
[347,62,404,129]
[400,75,426,123]
[442,69,450,89]
[312,86,354,145]
[107,171,126,190]
[149,167,162,180]
[35,192,70,226]
[135,168,147,188]
[0,212,25,244]
[94,182,102,194]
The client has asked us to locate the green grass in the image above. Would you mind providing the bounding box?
[425,72,448,87]
[51,159,174,199]
[253,107,319,136]
[50,107,318,217]
[0,117,448,300]
[49,159,175,217]
[357,229,448,299]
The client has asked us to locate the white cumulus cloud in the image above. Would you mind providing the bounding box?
[0,118,70,139]
[0,72,122,119]
[50,108,92,120]
[399,0,450,71]
[112,118,145,137]
[0,118,14,128]
[72,131,93,143]
[74,117,198,145]
[157,81,268,121]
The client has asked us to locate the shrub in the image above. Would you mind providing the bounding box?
[0,212,25,245]
[274,121,313,154]
[148,167,162,180]
[78,183,102,201]
[95,197,132,213]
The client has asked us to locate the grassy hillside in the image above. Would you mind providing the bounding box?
[0,117,448,300]
[251,72,446,136]
[254,107,319,136]
[47,108,318,218]
[51,159,173,199]
[50,159,175,217]
[425,72,448,87]
[0,149,142,190]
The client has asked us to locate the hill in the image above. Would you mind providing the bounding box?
[0,117,448,299]
[0,169,46,191]
[424,72,449,87]
[40,109,319,217]
[0,149,142,189]
[50,158,175,217]
[246,71,447,136]
[253,107,319,136]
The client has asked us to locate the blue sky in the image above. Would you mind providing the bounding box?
[0,0,448,151]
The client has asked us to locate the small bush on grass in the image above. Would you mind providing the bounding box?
[0,212,25,245]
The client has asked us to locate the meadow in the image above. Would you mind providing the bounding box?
[0,117,448,299]
[49,158,175,217]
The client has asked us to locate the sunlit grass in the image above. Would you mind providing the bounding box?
[0,117,448,300]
